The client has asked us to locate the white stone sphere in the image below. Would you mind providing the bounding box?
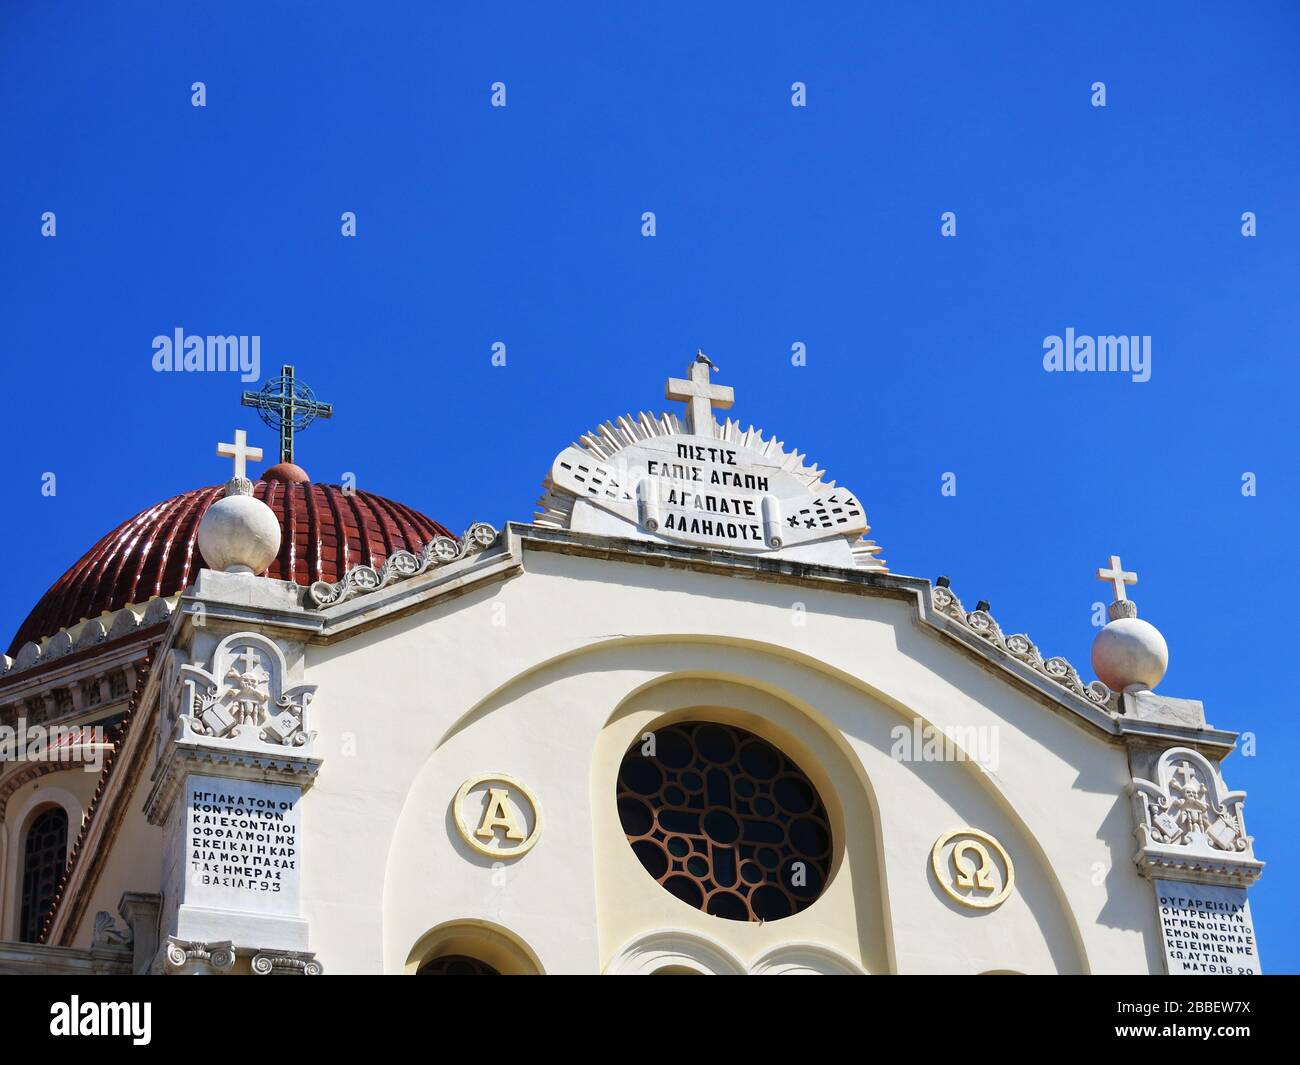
[197,493,281,575]
[1091,616,1169,693]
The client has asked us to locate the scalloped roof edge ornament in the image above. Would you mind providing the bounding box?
[0,597,176,679]
[309,523,499,608]
[932,583,1111,708]
[534,354,886,571]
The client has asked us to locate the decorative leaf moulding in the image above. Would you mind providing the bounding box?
[309,523,499,608]
[931,583,1111,708]
[0,598,176,678]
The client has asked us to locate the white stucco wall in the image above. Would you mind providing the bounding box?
[295,544,1163,974]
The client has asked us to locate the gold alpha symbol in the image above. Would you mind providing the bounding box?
[931,828,1015,910]
[454,774,543,859]
[474,787,525,843]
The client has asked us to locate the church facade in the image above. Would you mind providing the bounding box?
[0,359,1264,975]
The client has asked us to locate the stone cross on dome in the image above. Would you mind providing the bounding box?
[216,429,263,486]
[666,351,735,437]
[199,430,283,575]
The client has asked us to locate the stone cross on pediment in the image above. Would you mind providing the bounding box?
[665,352,734,437]
[1097,554,1137,602]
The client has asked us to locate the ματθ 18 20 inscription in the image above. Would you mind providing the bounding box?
[1153,879,1261,974]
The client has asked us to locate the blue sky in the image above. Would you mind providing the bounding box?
[2,3,1297,970]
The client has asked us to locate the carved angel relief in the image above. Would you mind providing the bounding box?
[175,633,316,749]
[1131,746,1261,885]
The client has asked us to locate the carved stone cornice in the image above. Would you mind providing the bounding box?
[0,599,174,682]
[308,523,499,608]
[145,738,323,825]
[930,583,1112,708]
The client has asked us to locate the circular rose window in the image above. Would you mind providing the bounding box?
[616,721,833,922]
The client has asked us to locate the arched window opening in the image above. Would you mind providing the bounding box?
[417,954,500,975]
[20,806,69,943]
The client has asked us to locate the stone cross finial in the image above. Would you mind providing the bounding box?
[666,352,735,437]
[217,429,263,482]
[1096,554,1138,620]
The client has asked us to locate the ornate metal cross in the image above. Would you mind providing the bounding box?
[241,364,333,464]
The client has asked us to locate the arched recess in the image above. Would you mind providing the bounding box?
[592,674,891,976]
[750,943,866,975]
[2,785,82,942]
[404,919,544,975]
[392,635,1089,975]
[607,929,746,975]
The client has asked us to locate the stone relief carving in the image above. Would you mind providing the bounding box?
[142,597,175,627]
[251,950,323,976]
[308,522,499,608]
[13,643,41,672]
[931,583,1111,707]
[1130,746,1262,886]
[532,409,888,570]
[108,608,140,640]
[175,633,316,749]
[164,937,235,972]
[92,911,133,948]
[45,631,73,660]
[75,619,108,651]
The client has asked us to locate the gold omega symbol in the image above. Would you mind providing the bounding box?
[931,828,1015,910]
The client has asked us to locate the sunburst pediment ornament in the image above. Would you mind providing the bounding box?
[535,354,886,570]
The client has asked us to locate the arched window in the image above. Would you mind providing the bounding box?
[617,721,833,922]
[19,806,68,943]
[417,954,500,975]
[405,920,542,975]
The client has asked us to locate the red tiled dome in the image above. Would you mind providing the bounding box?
[9,481,453,654]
